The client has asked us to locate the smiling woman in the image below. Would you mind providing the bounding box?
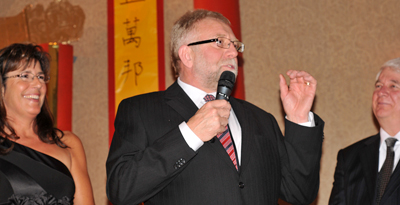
[0,43,94,205]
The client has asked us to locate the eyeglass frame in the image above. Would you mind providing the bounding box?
[187,37,245,53]
[3,71,50,84]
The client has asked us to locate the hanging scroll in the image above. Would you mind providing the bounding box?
[108,0,165,142]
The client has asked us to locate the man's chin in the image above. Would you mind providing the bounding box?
[375,110,393,119]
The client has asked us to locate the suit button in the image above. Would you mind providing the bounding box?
[238,182,244,189]
[174,158,186,169]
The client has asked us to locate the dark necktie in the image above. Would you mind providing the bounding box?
[203,94,238,170]
[377,137,398,204]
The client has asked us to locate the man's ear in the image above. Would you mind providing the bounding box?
[178,45,193,68]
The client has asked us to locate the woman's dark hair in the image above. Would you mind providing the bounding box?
[0,43,66,154]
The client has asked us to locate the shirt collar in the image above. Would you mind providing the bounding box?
[177,77,216,108]
[379,128,400,149]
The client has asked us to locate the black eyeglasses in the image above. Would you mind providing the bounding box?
[187,37,245,53]
[3,71,50,84]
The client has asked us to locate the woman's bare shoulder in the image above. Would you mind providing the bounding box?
[58,131,82,143]
[59,131,82,147]
[58,131,86,159]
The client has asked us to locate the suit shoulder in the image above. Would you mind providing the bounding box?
[119,81,180,105]
[116,91,166,115]
[232,97,274,117]
[121,91,165,103]
[340,134,379,155]
[118,91,165,107]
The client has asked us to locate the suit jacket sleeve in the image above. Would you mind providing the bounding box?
[279,114,324,204]
[329,149,346,205]
[106,97,196,205]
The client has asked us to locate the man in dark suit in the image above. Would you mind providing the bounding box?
[329,58,400,205]
[106,9,324,205]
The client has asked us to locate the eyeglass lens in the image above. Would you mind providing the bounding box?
[19,72,48,83]
[217,38,244,52]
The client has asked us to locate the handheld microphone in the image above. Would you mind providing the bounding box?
[216,71,236,100]
[209,71,236,144]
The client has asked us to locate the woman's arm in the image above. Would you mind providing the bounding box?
[63,131,95,205]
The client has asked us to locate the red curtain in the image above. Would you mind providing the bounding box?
[41,43,73,131]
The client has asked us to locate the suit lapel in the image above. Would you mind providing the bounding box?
[209,134,239,172]
[359,134,380,201]
[230,98,253,173]
[164,82,198,122]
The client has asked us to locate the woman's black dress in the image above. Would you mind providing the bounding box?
[0,140,75,204]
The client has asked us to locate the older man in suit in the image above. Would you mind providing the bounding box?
[330,57,400,205]
[106,9,324,205]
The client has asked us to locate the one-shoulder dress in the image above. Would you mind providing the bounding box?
[0,139,75,205]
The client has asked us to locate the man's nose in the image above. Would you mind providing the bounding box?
[378,86,389,96]
[226,45,238,59]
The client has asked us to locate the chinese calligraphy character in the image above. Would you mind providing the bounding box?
[119,59,143,86]
[122,17,141,47]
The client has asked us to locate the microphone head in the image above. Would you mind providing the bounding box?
[216,71,236,100]
[218,71,236,90]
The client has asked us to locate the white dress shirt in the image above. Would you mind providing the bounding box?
[378,128,400,172]
[177,77,315,166]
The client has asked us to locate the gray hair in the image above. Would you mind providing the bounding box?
[170,9,230,76]
[376,57,400,80]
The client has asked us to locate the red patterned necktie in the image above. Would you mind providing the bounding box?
[204,94,238,170]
